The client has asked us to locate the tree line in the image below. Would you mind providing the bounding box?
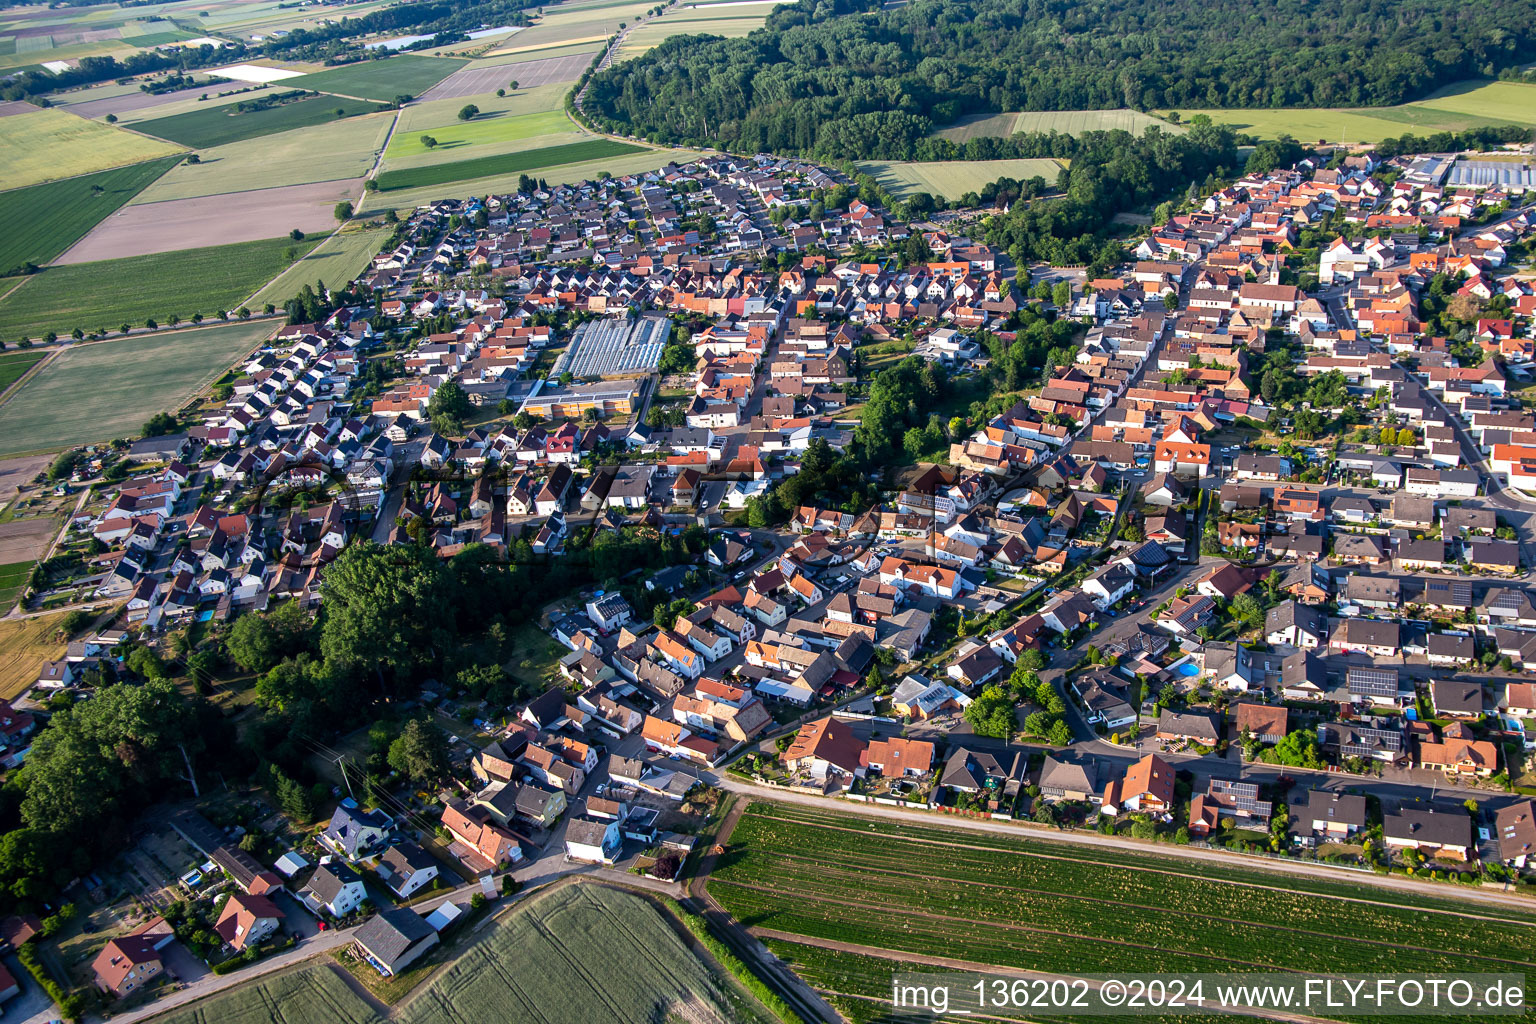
[583,0,1535,159]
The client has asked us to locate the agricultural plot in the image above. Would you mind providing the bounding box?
[615,10,769,60]
[0,108,183,189]
[396,81,569,134]
[374,138,644,190]
[934,108,1176,141]
[855,158,1064,199]
[0,157,179,274]
[386,109,576,158]
[0,235,317,339]
[487,4,646,55]
[283,54,468,102]
[1166,79,1536,144]
[417,51,593,101]
[0,321,275,456]
[133,95,391,149]
[153,965,379,1024]
[711,804,1536,985]
[129,113,392,202]
[361,146,703,212]
[0,350,49,395]
[0,605,64,692]
[61,77,261,121]
[472,40,604,64]
[397,883,776,1024]
[249,227,389,309]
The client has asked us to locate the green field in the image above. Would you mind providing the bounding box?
[284,54,469,102]
[395,81,570,134]
[0,321,274,456]
[385,108,575,158]
[360,145,702,212]
[153,965,377,1024]
[134,94,391,149]
[249,227,388,308]
[399,884,776,1024]
[934,108,1177,141]
[855,158,1065,199]
[374,138,645,190]
[0,350,49,395]
[0,108,184,189]
[0,235,319,340]
[0,561,34,610]
[0,157,180,274]
[712,803,1536,986]
[128,113,393,203]
[1167,79,1536,144]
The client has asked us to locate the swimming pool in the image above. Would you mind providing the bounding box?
[1176,662,1200,678]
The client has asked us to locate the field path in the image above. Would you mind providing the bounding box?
[0,349,54,411]
[367,108,403,185]
[758,932,1339,1024]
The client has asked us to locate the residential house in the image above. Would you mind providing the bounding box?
[353,908,440,977]
[1100,754,1176,815]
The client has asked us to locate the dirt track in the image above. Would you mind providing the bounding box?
[54,178,364,263]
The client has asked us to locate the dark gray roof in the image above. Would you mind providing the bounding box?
[1384,808,1473,849]
[304,862,362,902]
[355,907,436,964]
[1429,678,1483,714]
[1298,789,1367,829]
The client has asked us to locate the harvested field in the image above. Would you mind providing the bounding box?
[615,12,767,59]
[59,78,256,120]
[473,41,604,63]
[489,6,645,54]
[418,51,593,100]
[249,227,389,308]
[855,158,1064,198]
[0,350,49,395]
[0,517,55,565]
[0,157,180,274]
[133,94,390,149]
[0,454,51,506]
[0,108,184,189]
[0,100,38,116]
[58,180,360,264]
[153,965,379,1024]
[397,883,775,1024]
[0,237,316,340]
[0,321,275,456]
[128,113,392,202]
[711,803,1536,989]
[284,54,468,102]
[0,614,65,697]
[375,139,643,190]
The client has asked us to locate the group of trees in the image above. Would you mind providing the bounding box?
[585,0,1531,158]
[963,652,1072,744]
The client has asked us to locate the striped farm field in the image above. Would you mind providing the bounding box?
[282,53,467,101]
[711,803,1536,989]
[0,350,48,395]
[248,227,389,309]
[0,108,183,189]
[134,95,391,149]
[0,156,179,274]
[151,964,377,1024]
[855,158,1064,199]
[374,138,645,190]
[934,108,1177,141]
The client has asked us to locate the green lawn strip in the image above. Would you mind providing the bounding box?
[0,350,49,394]
[0,156,182,274]
[0,560,36,607]
[134,95,392,149]
[0,235,320,340]
[283,54,469,102]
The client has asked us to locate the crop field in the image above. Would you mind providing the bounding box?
[711,804,1536,985]
[374,138,645,190]
[487,4,647,55]
[418,52,593,101]
[855,158,1064,199]
[0,157,180,274]
[283,54,469,102]
[0,350,49,395]
[397,883,774,1024]
[129,113,392,202]
[396,81,569,134]
[615,10,769,59]
[0,321,274,456]
[0,109,184,189]
[0,235,317,340]
[386,108,574,158]
[472,40,604,64]
[249,227,388,309]
[0,610,65,694]
[133,95,391,149]
[934,108,1176,141]
[154,965,379,1024]
[361,145,703,212]
[1166,79,1536,144]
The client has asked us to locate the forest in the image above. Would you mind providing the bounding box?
[584,0,1536,159]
